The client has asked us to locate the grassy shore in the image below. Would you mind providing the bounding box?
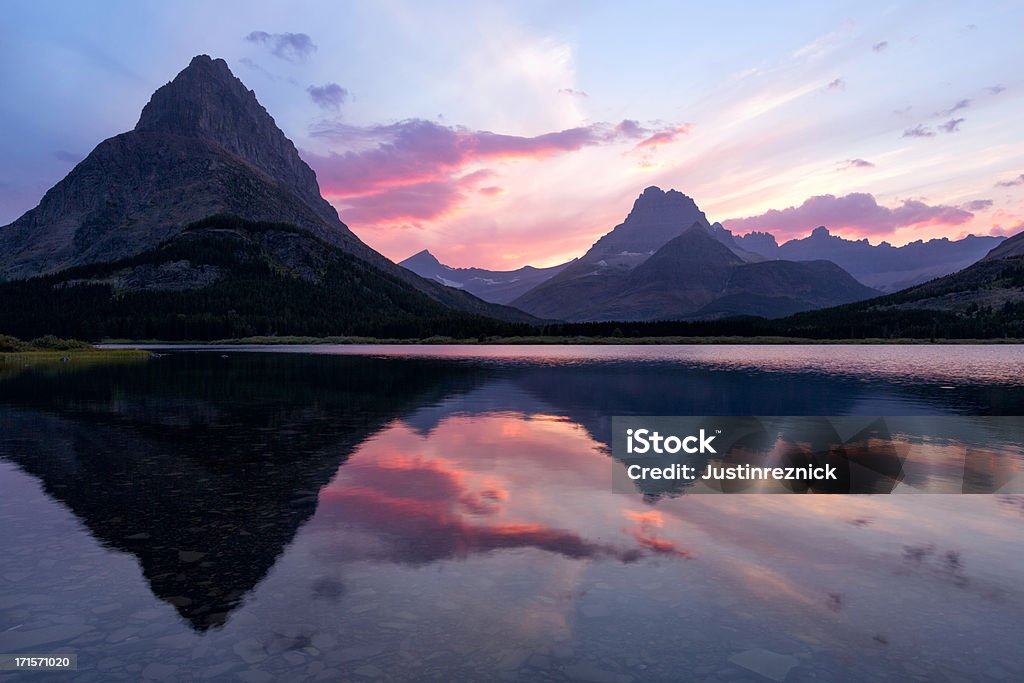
[0,335,151,368]
[0,349,151,382]
[99,335,1024,346]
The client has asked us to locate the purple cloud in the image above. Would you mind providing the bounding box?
[939,118,965,133]
[961,199,993,211]
[873,41,889,52]
[307,83,349,111]
[723,193,974,239]
[995,174,1024,188]
[986,85,1005,95]
[937,99,971,116]
[245,31,317,62]
[558,88,588,97]
[305,118,686,225]
[826,78,845,90]
[902,125,935,138]
[839,158,875,170]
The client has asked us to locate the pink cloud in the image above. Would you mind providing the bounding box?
[337,180,465,226]
[635,124,694,149]
[723,192,974,239]
[304,117,685,228]
[990,222,1024,237]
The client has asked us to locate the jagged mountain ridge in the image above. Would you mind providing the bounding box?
[0,55,532,323]
[732,226,1004,292]
[764,232,1024,338]
[399,250,573,304]
[511,189,876,321]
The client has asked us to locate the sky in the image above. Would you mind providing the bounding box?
[1,1,1023,269]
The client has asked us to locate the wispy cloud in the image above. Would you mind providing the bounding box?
[995,174,1024,188]
[826,77,845,90]
[939,117,965,133]
[936,99,971,117]
[557,88,588,97]
[244,31,317,62]
[986,84,1006,95]
[307,83,349,111]
[306,117,686,226]
[872,41,889,52]
[961,199,993,211]
[634,124,694,149]
[902,124,935,138]
[839,158,875,170]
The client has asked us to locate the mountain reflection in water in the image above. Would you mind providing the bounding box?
[1,346,1022,682]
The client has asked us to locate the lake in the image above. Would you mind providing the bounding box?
[1,345,1023,682]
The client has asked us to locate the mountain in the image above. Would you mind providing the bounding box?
[732,226,1004,292]
[0,215,542,341]
[512,189,876,321]
[512,187,715,320]
[765,231,1024,338]
[399,250,573,304]
[982,231,1024,261]
[0,55,531,324]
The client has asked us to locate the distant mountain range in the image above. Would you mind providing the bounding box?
[404,188,1005,314]
[761,230,1024,339]
[510,187,877,321]
[0,55,531,326]
[399,250,573,304]
[732,226,1004,292]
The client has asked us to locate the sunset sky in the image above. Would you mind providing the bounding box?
[2,1,1023,269]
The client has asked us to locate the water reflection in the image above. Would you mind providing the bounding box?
[1,348,1023,681]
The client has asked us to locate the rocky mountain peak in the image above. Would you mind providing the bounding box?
[402,249,442,268]
[135,54,325,211]
[627,186,701,222]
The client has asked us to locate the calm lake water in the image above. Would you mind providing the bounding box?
[1,345,1023,682]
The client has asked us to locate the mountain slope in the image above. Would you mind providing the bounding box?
[0,216,532,341]
[399,250,572,304]
[769,231,1024,338]
[512,187,716,319]
[733,226,1004,292]
[512,190,876,322]
[0,54,531,323]
[0,55,365,278]
[586,226,876,321]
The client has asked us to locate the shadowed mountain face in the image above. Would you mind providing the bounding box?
[982,231,1024,261]
[733,226,1005,292]
[0,56,364,279]
[514,220,877,321]
[0,216,533,340]
[0,55,531,324]
[0,353,488,630]
[399,250,573,304]
[856,233,1024,313]
[765,233,1024,338]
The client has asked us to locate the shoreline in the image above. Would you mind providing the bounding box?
[98,335,1024,346]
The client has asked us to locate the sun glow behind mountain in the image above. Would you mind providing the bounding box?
[2,1,1023,270]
